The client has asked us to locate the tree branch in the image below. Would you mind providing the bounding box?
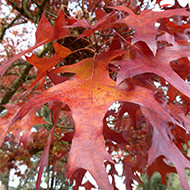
[8,0,38,23]
[0,46,49,112]
[22,0,38,23]
[0,14,21,42]
[0,62,32,112]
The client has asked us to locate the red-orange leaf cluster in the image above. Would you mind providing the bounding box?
[0,1,190,190]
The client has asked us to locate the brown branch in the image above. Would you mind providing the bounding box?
[38,0,49,15]
[0,62,33,112]
[22,0,38,23]
[8,0,38,23]
[0,14,21,42]
[7,0,23,15]
[0,46,49,112]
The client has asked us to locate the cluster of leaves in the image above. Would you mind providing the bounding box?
[138,171,190,190]
[0,0,190,189]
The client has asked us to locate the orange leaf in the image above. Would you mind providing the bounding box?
[0,10,70,76]
[25,43,72,93]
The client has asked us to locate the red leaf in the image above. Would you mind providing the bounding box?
[103,121,128,144]
[0,104,44,148]
[70,168,86,189]
[35,101,62,190]
[95,8,107,21]
[1,4,190,189]
[117,42,190,98]
[66,11,116,38]
[81,181,96,190]
[112,6,190,55]
[147,156,177,185]
[10,50,171,189]
[123,157,141,190]
[141,106,190,190]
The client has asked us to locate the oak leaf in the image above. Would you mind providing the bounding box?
[112,6,190,55]
[0,104,45,148]
[10,50,170,189]
[0,10,70,76]
[25,43,72,93]
[117,42,190,99]
[141,106,190,190]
